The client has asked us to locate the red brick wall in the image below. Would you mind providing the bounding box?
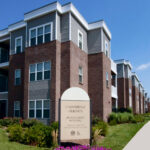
[132,86,140,114]
[88,52,111,122]
[8,53,25,117]
[23,41,61,122]
[117,78,126,108]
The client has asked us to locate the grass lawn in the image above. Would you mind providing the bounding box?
[99,122,146,150]
[0,128,53,150]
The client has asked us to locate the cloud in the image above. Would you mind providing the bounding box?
[136,62,150,71]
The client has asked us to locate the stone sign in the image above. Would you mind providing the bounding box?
[60,87,91,145]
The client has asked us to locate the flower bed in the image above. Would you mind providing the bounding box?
[55,145,111,150]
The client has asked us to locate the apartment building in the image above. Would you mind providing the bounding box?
[139,83,144,114]
[0,2,116,123]
[115,59,132,109]
[132,73,140,114]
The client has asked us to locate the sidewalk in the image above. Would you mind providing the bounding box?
[123,121,150,150]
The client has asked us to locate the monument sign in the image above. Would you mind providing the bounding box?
[60,87,91,145]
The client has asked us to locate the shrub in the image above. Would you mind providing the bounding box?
[92,116,102,126]
[112,107,133,113]
[51,121,59,132]
[51,121,59,146]
[22,119,42,128]
[23,124,53,147]
[108,112,134,125]
[0,118,21,127]
[8,125,23,142]
[134,115,145,123]
[92,117,108,136]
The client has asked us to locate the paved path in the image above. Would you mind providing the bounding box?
[123,121,150,150]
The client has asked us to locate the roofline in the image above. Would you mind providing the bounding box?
[114,59,132,69]
[132,72,140,82]
[0,2,111,39]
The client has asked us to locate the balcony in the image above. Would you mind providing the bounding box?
[111,85,118,99]
[0,47,9,68]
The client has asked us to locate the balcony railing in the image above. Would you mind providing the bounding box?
[111,85,118,99]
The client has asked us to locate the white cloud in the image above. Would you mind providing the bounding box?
[136,62,150,71]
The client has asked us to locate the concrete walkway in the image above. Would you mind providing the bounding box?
[123,121,150,150]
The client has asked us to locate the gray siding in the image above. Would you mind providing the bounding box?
[29,80,50,100]
[132,76,139,87]
[61,13,69,42]
[117,64,124,78]
[0,93,8,100]
[102,29,111,56]
[71,14,88,53]
[88,29,101,54]
[27,13,56,47]
[10,27,26,55]
[56,12,61,41]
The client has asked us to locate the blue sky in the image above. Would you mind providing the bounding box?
[0,0,150,95]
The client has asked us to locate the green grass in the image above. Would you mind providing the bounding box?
[0,128,53,150]
[99,122,146,150]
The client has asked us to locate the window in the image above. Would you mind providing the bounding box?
[105,40,109,57]
[29,101,35,118]
[79,66,83,84]
[15,69,21,85]
[37,27,43,44]
[14,101,20,117]
[78,30,83,50]
[30,64,36,81]
[43,100,50,118]
[106,72,109,88]
[29,61,51,82]
[15,37,22,54]
[31,29,36,46]
[29,100,50,119]
[44,62,51,80]
[36,100,42,118]
[29,23,52,46]
[37,63,43,80]
[45,24,51,43]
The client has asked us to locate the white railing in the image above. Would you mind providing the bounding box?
[111,86,118,99]
[111,59,117,74]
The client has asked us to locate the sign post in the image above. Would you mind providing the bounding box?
[60,87,91,145]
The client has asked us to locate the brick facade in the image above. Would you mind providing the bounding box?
[88,52,111,122]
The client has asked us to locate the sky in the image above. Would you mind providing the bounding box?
[0,0,150,95]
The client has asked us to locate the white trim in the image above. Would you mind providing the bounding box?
[0,28,9,37]
[69,12,72,41]
[55,12,57,40]
[29,61,51,82]
[0,37,10,42]
[28,99,50,119]
[0,92,8,94]
[0,62,9,68]
[0,2,111,39]
[8,21,26,32]
[115,59,132,69]
[29,22,53,47]
[78,30,83,50]
[79,66,83,84]
[15,36,23,54]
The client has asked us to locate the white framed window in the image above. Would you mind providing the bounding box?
[106,72,109,88]
[14,101,20,117]
[29,22,53,47]
[29,61,51,82]
[15,69,21,85]
[78,30,83,50]
[29,99,50,119]
[105,40,109,57]
[15,36,22,54]
[79,66,83,84]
